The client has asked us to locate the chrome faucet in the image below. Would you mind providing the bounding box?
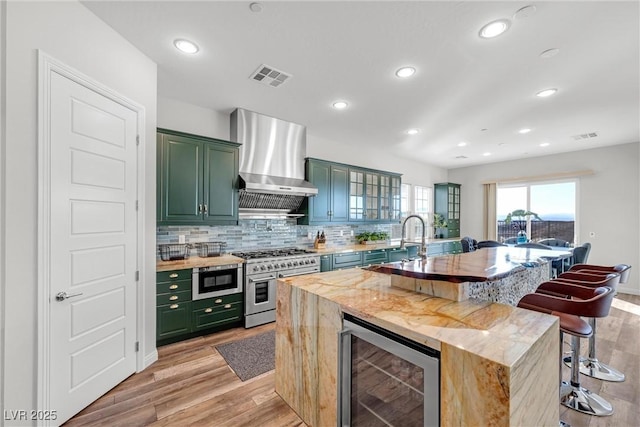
[400,214,427,259]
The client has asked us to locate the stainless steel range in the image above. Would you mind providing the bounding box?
[232,248,320,328]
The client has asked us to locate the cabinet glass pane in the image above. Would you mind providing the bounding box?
[365,173,379,220]
[350,171,365,220]
[380,175,390,220]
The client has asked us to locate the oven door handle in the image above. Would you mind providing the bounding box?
[249,276,277,282]
[278,270,319,278]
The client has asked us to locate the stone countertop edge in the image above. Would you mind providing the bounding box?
[279,268,559,368]
[368,262,528,282]
[156,254,245,272]
[309,240,431,255]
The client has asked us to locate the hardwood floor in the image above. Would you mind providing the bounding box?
[65,294,640,426]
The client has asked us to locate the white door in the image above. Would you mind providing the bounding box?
[47,69,138,424]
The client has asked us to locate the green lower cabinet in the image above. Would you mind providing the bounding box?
[362,249,387,266]
[320,254,333,272]
[157,269,243,344]
[428,243,445,257]
[406,245,419,259]
[444,241,463,254]
[387,247,408,262]
[332,252,363,270]
[157,301,192,340]
[192,295,243,331]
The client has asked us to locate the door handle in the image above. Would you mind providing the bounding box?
[55,291,83,301]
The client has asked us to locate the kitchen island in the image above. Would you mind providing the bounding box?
[275,267,559,426]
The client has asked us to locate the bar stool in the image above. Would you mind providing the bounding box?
[569,263,631,285]
[518,283,616,416]
[549,270,625,382]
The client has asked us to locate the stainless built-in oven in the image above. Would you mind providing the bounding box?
[339,314,440,426]
[192,263,243,300]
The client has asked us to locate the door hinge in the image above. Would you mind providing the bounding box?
[135,341,140,352]
[135,200,139,211]
[136,135,140,146]
[135,270,140,281]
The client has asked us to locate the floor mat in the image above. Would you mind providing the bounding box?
[215,330,275,381]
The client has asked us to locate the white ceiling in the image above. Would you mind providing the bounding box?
[83,1,639,169]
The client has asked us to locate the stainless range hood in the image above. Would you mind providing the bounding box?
[230,108,318,218]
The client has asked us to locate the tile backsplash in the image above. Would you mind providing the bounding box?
[157,220,398,258]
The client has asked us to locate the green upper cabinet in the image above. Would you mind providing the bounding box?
[299,159,348,224]
[299,158,401,225]
[434,182,461,238]
[157,129,240,226]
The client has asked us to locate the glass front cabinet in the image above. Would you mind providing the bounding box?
[434,182,461,238]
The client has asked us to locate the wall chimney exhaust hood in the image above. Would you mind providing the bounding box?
[230,108,318,218]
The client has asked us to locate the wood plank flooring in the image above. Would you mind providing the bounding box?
[65,294,640,426]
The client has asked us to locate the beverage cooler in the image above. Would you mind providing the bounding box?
[339,314,440,427]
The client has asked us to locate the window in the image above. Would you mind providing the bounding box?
[497,180,576,244]
[394,184,433,239]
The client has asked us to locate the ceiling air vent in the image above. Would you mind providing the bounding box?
[455,155,468,159]
[250,64,291,88]
[572,132,599,141]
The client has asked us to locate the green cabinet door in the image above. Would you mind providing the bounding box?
[157,301,192,340]
[308,161,331,222]
[157,129,240,226]
[320,254,333,272]
[387,247,408,262]
[203,143,238,224]
[330,165,349,222]
[157,133,203,224]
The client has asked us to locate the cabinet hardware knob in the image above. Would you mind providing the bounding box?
[170,304,179,309]
[169,295,178,301]
[203,204,208,214]
[169,273,178,278]
[169,284,178,290]
[204,308,213,313]
[198,204,204,214]
[215,298,223,304]
[223,304,231,309]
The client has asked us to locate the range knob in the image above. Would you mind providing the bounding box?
[267,264,273,270]
[260,265,266,271]
[253,266,260,272]
[310,259,317,264]
[304,260,310,264]
[292,260,299,266]
[287,262,293,267]
[280,263,287,268]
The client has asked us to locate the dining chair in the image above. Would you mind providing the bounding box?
[538,238,570,247]
[476,240,506,249]
[504,237,519,244]
[460,236,477,253]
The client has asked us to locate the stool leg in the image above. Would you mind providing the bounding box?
[561,335,613,416]
[563,318,625,382]
[558,332,571,427]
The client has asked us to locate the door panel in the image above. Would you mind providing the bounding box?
[159,134,203,222]
[204,143,238,222]
[49,71,137,423]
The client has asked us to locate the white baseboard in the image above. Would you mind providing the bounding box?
[143,349,158,371]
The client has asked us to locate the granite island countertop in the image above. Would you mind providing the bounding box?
[275,268,559,426]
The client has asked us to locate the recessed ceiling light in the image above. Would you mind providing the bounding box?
[483,152,492,156]
[540,48,560,59]
[518,128,532,134]
[395,67,416,78]
[332,101,348,110]
[406,128,419,135]
[479,19,511,39]
[174,39,199,54]
[540,142,550,147]
[458,142,467,147]
[536,88,558,98]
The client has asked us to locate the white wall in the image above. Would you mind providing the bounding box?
[158,96,230,140]
[157,98,448,187]
[1,1,157,421]
[448,142,640,295]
